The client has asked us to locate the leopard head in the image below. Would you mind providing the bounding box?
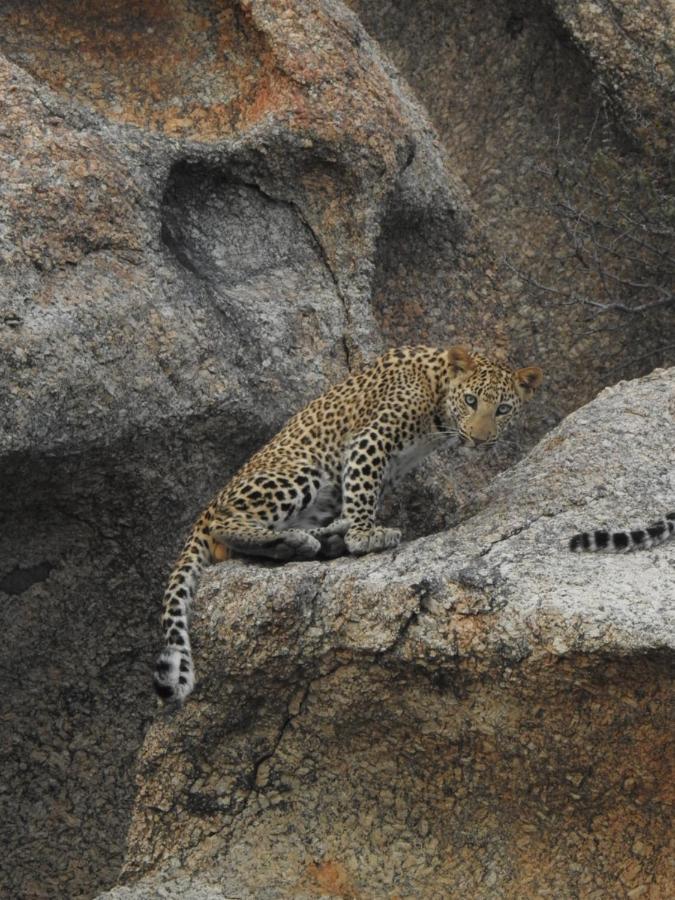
[441,346,543,447]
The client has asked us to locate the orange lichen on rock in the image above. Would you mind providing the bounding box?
[304,860,358,899]
[0,0,300,139]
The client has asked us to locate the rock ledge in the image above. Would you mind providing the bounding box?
[110,368,674,899]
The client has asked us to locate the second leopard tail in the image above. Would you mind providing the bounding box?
[569,512,675,553]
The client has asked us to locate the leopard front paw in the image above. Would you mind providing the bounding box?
[279,530,322,561]
[345,526,401,556]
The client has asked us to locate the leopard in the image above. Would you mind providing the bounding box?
[569,513,675,552]
[154,345,543,704]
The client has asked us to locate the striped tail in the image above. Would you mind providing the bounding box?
[569,512,675,553]
[153,517,227,704]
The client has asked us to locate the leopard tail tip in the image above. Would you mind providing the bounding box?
[153,647,195,705]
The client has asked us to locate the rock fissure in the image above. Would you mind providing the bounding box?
[476,508,563,558]
[280,192,359,369]
[226,680,312,830]
[380,602,422,659]
[296,567,330,636]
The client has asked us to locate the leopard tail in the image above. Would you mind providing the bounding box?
[153,514,230,703]
[569,512,675,553]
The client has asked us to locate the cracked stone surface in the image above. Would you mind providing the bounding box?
[1,2,673,898]
[110,367,675,899]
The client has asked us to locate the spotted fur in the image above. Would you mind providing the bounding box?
[154,345,543,703]
[569,513,675,553]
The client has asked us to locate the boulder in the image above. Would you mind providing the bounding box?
[547,0,674,155]
[1,1,673,897]
[0,2,463,895]
[353,0,675,412]
[114,367,674,898]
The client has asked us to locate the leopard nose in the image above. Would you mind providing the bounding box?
[471,435,488,445]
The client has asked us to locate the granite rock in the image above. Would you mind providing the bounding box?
[352,0,675,413]
[115,367,674,899]
[1,2,673,898]
[548,0,674,156]
[0,2,463,895]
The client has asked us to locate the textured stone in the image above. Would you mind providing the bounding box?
[0,3,463,896]
[1,2,673,898]
[351,0,675,414]
[99,879,230,900]
[547,0,674,155]
[116,367,674,898]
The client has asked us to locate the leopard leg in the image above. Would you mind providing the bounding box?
[309,518,351,538]
[345,524,401,555]
[211,516,321,561]
[340,428,401,556]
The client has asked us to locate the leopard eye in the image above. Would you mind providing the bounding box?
[464,393,477,408]
[496,403,512,416]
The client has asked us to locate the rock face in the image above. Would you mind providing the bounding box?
[547,0,674,155]
[0,4,461,896]
[110,367,674,898]
[0,1,673,898]
[352,0,675,408]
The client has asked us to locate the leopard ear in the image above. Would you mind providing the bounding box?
[446,346,476,376]
[516,366,543,397]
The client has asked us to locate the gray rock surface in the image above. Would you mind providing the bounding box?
[352,0,675,409]
[116,367,674,899]
[1,1,673,897]
[548,0,674,155]
[0,4,464,895]
[0,62,347,460]
[99,879,230,900]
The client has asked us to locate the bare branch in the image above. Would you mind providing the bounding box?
[514,129,675,330]
[605,344,675,375]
